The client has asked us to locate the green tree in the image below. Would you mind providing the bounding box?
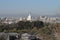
[33,21,44,29]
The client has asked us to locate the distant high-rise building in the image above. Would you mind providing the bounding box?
[18,17,22,21]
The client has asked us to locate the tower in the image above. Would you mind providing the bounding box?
[27,13,31,21]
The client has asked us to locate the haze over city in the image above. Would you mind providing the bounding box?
[0,0,60,17]
[1,0,60,40]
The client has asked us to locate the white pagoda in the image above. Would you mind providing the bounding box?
[27,14,32,21]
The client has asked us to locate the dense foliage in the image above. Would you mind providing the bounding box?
[0,21,60,40]
[0,21,44,32]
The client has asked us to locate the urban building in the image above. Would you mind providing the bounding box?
[1,14,60,24]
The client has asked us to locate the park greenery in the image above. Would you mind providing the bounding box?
[0,21,44,32]
[0,21,60,40]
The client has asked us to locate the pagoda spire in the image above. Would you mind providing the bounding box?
[27,12,32,21]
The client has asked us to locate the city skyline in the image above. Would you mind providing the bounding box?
[0,0,60,17]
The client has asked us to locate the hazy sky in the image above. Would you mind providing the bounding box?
[0,0,60,17]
